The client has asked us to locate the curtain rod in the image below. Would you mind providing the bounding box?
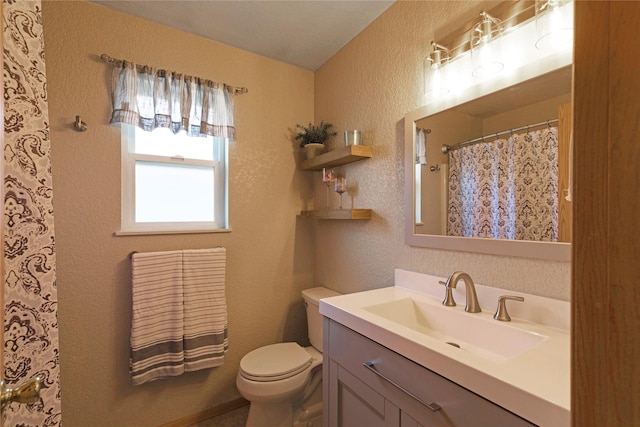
[100,54,248,95]
[441,118,559,154]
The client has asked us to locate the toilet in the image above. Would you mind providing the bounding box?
[236,287,340,427]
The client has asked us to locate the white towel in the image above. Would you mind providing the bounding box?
[130,250,185,385]
[416,128,427,165]
[129,248,228,386]
[183,248,228,372]
[565,132,573,202]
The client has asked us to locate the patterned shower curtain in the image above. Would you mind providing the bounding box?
[447,127,559,241]
[3,0,61,425]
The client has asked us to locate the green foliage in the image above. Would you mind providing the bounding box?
[295,121,337,147]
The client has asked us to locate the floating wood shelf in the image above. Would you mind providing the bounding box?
[301,145,372,171]
[299,209,372,220]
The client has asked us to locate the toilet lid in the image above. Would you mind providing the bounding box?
[240,342,312,382]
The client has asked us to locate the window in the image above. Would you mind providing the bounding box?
[104,56,243,235]
[119,124,228,234]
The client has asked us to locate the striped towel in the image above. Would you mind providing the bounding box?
[130,248,228,386]
[183,248,228,372]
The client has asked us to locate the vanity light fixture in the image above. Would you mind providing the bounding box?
[427,41,450,70]
[425,41,451,98]
[535,0,573,50]
[470,11,504,79]
[419,0,573,104]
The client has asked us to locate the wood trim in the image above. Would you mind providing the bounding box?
[604,1,640,425]
[158,398,249,427]
[572,2,609,425]
[573,1,640,426]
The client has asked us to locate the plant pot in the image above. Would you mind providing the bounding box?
[304,143,325,160]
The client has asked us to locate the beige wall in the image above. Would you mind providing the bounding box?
[43,1,315,425]
[313,1,570,298]
[483,93,572,134]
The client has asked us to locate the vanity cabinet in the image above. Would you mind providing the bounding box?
[323,319,536,427]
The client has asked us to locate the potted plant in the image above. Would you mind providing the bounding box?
[295,121,337,159]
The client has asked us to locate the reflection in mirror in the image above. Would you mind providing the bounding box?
[405,66,573,262]
[416,67,572,241]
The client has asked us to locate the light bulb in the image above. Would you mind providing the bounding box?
[470,12,504,79]
[535,0,573,50]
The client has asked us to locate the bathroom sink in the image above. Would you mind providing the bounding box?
[363,297,546,361]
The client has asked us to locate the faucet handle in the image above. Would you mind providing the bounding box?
[494,295,524,322]
[439,280,456,307]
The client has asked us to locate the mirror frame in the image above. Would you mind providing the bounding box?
[404,53,572,262]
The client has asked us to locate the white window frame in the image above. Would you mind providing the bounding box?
[117,124,230,235]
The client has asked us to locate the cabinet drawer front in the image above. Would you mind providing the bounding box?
[327,320,535,427]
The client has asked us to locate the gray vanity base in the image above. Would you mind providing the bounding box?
[323,318,536,427]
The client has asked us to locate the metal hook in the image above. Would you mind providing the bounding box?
[74,116,87,132]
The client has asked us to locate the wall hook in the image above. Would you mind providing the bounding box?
[74,115,87,132]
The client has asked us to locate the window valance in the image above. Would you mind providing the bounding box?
[102,54,247,140]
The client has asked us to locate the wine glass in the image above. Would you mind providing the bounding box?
[334,177,347,209]
[322,168,335,209]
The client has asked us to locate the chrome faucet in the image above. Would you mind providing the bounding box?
[442,271,481,313]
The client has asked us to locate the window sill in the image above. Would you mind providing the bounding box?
[114,228,232,236]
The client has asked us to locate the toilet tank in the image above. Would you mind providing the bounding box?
[302,287,341,352]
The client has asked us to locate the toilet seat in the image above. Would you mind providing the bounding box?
[240,343,312,382]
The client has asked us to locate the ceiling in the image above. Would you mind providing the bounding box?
[92,1,395,71]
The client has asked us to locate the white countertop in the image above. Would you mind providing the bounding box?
[319,269,570,427]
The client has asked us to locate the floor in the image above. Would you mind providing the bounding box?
[190,405,249,427]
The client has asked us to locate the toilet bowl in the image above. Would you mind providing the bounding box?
[236,287,340,427]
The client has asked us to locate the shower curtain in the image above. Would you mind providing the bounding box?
[447,127,559,241]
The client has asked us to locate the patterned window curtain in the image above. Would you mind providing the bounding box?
[109,62,237,140]
[447,127,559,241]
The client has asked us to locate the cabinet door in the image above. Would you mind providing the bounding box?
[328,360,400,427]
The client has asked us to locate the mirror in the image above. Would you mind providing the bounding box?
[405,65,572,262]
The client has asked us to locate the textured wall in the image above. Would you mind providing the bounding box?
[42,1,315,425]
[3,1,61,425]
[313,1,571,299]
